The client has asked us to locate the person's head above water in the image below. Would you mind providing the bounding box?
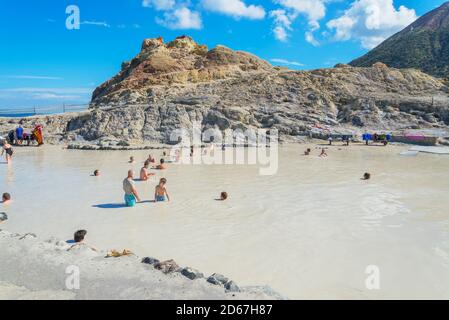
[129,156,135,163]
[160,159,165,164]
[363,173,371,180]
[220,192,228,201]
[2,193,11,203]
[74,230,87,243]
[93,170,100,176]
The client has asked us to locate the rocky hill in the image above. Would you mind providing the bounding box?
[350,2,449,79]
[1,36,449,146]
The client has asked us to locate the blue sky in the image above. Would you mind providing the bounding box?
[0,0,447,108]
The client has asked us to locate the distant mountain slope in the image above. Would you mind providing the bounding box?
[350,2,449,78]
[1,36,449,146]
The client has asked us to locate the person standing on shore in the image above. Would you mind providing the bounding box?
[15,125,24,145]
[123,170,141,207]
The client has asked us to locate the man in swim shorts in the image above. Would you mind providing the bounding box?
[123,170,141,207]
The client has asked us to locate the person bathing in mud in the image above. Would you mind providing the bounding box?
[123,170,141,207]
[154,178,170,202]
[2,193,11,205]
[140,160,155,181]
[362,173,371,180]
[319,149,328,157]
[154,158,167,170]
[68,230,97,252]
[1,141,13,164]
[147,154,156,164]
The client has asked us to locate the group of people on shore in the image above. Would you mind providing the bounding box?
[1,124,44,164]
[5,124,44,146]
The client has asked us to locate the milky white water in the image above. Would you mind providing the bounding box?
[2,144,449,299]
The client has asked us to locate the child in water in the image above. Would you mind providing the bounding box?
[155,178,170,202]
[129,156,135,164]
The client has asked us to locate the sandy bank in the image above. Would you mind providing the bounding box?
[0,230,284,300]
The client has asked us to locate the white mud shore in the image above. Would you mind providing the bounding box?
[0,230,283,300]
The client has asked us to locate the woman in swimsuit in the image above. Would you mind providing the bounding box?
[1,142,13,164]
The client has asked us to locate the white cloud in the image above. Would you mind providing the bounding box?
[202,0,266,20]
[81,21,111,28]
[271,0,327,44]
[0,88,92,94]
[31,93,82,100]
[273,25,288,41]
[270,9,292,41]
[142,0,176,11]
[157,7,202,30]
[0,87,92,103]
[275,0,326,22]
[270,58,304,67]
[305,31,319,46]
[0,75,63,80]
[327,0,417,49]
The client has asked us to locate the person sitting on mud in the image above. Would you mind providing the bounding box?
[68,230,97,251]
[1,193,11,204]
[140,160,155,181]
[154,159,167,170]
[123,170,141,207]
[362,173,371,180]
[155,178,170,202]
[74,230,87,244]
